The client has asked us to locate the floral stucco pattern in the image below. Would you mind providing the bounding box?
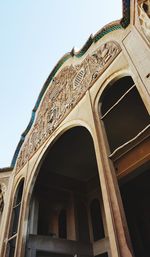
[16,41,121,172]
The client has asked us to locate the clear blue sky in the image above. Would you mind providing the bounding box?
[0,0,122,167]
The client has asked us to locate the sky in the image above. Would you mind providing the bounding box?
[0,0,122,168]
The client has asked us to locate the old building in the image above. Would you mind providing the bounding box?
[0,0,150,256]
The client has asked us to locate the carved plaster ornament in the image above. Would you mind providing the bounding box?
[16,41,121,171]
[138,0,150,41]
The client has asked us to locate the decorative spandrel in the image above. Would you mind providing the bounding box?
[138,0,150,41]
[16,41,121,172]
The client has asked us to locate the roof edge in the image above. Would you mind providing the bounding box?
[0,167,13,173]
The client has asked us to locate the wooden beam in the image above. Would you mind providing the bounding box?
[114,137,150,179]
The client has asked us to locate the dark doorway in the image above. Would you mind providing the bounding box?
[90,199,105,241]
[58,209,67,239]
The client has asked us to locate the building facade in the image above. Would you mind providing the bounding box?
[0,0,150,256]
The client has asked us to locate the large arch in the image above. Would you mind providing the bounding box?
[23,125,111,257]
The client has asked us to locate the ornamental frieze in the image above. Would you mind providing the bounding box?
[16,41,121,171]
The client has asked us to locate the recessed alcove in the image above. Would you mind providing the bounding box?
[100,76,150,257]
[26,127,109,257]
[100,76,150,153]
